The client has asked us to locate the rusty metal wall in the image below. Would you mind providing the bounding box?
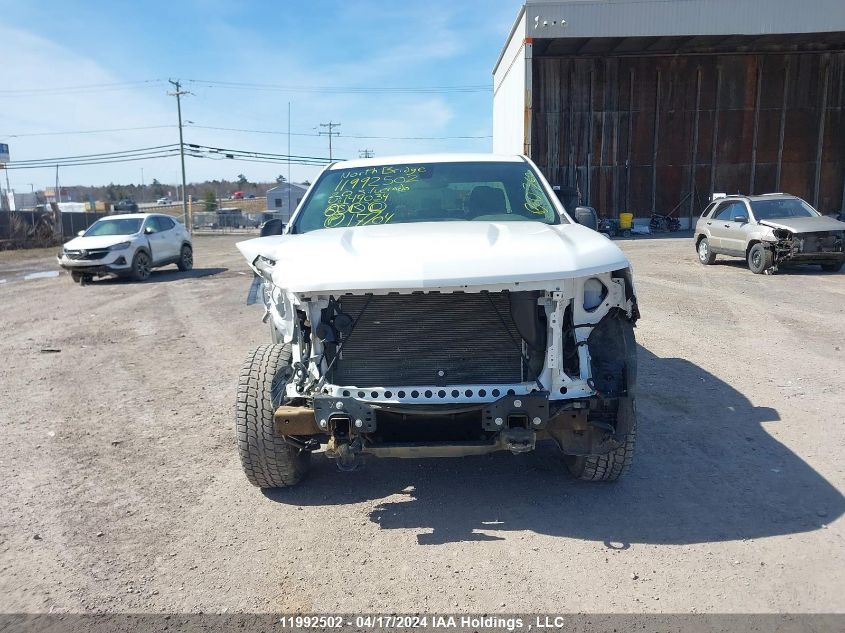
[531,52,845,218]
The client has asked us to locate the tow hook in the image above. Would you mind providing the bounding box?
[500,427,536,454]
[327,437,363,471]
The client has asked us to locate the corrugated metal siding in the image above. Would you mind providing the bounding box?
[531,51,845,216]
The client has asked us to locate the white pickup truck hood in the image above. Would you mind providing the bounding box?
[237,221,629,294]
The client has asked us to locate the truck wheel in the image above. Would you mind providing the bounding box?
[236,344,309,488]
[747,243,772,274]
[697,237,716,265]
[130,251,151,281]
[71,271,83,283]
[821,262,843,272]
[565,398,637,482]
[177,244,193,271]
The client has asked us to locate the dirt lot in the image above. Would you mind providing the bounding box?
[0,234,843,614]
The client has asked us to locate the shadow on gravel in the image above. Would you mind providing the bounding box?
[711,259,842,275]
[93,267,228,284]
[263,346,844,547]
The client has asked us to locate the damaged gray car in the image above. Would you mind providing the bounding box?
[694,194,845,274]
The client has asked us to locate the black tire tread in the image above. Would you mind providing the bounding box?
[236,344,309,488]
[177,244,193,272]
[130,251,151,281]
[567,425,636,482]
[748,243,773,274]
[697,237,716,265]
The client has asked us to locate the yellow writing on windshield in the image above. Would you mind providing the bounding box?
[523,171,552,217]
[323,166,427,228]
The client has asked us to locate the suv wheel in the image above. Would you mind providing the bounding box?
[130,251,152,281]
[236,344,310,488]
[70,271,83,283]
[747,243,773,274]
[177,244,193,271]
[697,237,716,265]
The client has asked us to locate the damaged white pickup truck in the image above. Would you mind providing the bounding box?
[236,154,640,488]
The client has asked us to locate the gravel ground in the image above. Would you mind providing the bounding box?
[0,234,843,614]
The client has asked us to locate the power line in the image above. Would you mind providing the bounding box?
[8,144,181,165]
[185,123,491,140]
[185,79,490,94]
[0,125,176,139]
[0,79,165,97]
[3,151,183,170]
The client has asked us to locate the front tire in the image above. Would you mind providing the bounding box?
[565,398,637,482]
[130,251,152,281]
[177,244,193,271]
[236,344,310,488]
[747,243,773,274]
[697,237,716,265]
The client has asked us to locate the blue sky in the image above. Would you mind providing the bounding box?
[0,0,522,191]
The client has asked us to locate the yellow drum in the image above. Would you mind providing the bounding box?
[619,212,634,230]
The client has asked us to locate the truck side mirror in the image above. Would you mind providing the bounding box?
[77,230,85,237]
[573,206,599,231]
[260,218,285,237]
[734,215,748,224]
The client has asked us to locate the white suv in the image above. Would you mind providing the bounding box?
[57,213,193,283]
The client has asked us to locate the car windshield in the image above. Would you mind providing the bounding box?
[751,198,818,220]
[293,161,562,233]
[84,218,142,236]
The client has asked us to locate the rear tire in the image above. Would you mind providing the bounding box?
[130,251,152,281]
[821,262,843,272]
[236,344,310,488]
[177,244,193,271]
[747,243,773,274]
[697,237,716,265]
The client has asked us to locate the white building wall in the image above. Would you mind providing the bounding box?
[493,11,529,155]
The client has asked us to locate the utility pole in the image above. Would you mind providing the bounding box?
[287,102,292,215]
[358,149,374,158]
[318,121,341,160]
[168,79,190,230]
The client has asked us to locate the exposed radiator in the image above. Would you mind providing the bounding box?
[332,292,524,387]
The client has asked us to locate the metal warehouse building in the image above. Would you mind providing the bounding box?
[493,0,845,222]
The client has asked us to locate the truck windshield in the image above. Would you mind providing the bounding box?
[293,161,562,233]
[84,218,143,236]
[751,198,818,220]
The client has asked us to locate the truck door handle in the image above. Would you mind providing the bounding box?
[706,221,712,225]
[724,224,731,227]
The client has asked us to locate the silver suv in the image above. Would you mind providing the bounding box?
[57,213,193,283]
[694,194,845,274]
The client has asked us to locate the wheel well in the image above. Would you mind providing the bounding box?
[181,241,192,250]
[134,246,151,259]
[695,234,706,248]
[746,240,761,258]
